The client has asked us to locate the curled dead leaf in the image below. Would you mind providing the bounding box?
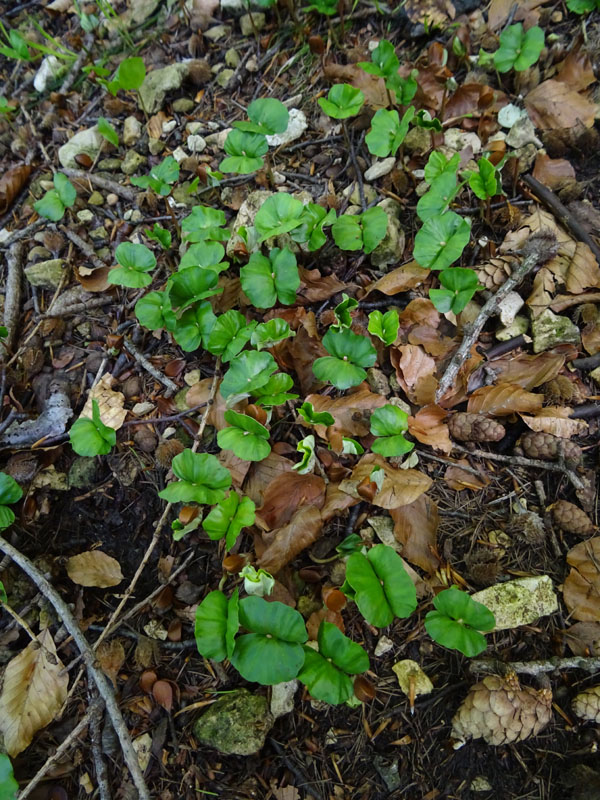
[0,165,32,214]
[467,383,543,416]
[96,639,126,688]
[390,494,440,574]
[526,79,597,130]
[408,405,452,455]
[563,538,600,622]
[444,460,490,491]
[256,472,326,531]
[66,550,124,588]
[363,262,429,296]
[521,407,587,438]
[304,385,388,440]
[339,454,432,510]
[391,345,437,405]
[257,506,323,574]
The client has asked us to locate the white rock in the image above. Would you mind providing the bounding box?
[132,402,155,416]
[172,147,188,163]
[205,128,231,148]
[34,56,64,93]
[444,128,481,154]
[471,575,558,631]
[498,103,527,129]
[368,40,380,51]
[123,116,142,147]
[506,116,543,149]
[246,55,258,72]
[374,635,394,657]
[187,134,207,153]
[498,290,524,326]
[284,94,303,108]
[272,171,286,185]
[58,126,103,169]
[265,108,308,147]
[204,24,231,41]
[186,122,203,134]
[240,12,265,36]
[221,0,245,10]
[364,157,396,181]
[162,119,177,135]
[270,680,298,719]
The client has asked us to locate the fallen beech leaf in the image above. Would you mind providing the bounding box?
[74,265,111,293]
[243,452,295,505]
[218,449,251,490]
[320,481,359,521]
[398,298,441,332]
[556,39,596,91]
[152,680,173,712]
[257,506,323,574]
[96,639,126,688]
[403,0,454,26]
[563,622,600,656]
[408,405,452,455]
[467,383,543,416]
[186,378,246,431]
[521,406,588,438]
[304,385,388,439]
[188,0,219,28]
[488,0,545,30]
[339,453,432,509]
[297,268,345,303]
[0,629,68,756]
[81,374,126,430]
[563,538,600,622]
[408,324,457,358]
[286,323,327,395]
[526,79,597,130]
[391,494,440,574]
[66,550,124,588]
[444,460,490,491]
[392,345,437,405]
[323,62,388,109]
[532,153,576,189]
[306,607,344,639]
[476,350,568,390]
[0,165,32,214]
[363,261,429,296]
[256,472,326,531]
[147,111,168,140]
[565,242,600,294]
[582,322,600,355]
[273,786,301,800]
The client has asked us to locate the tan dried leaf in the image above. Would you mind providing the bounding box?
[297,268,345,303]
[147,111,168,140]
[189,0,219,28]
[339,454,432,510]
[467,383,543,416]
[81,374,126,430]
[392,659,434,698]
[0,165,32,214]
[323,63,388,109]
[256,473,326,531]
[186,378,245,431]
[257,506,323,574]
[532,153,576,190]
[320,481,359,521]
[563,538,600,622]
[363,261,429,296]
[303,385,388,439]
[565,242,600,294]
[526,79,597,130]
[243,452,294,505]
[563,622,600,656]
[521,406,588,438]
[0,629,69,756]
[392,344,437,404]
[582,322,600,355]
[66,550,124,588]
[96,639,126,688]
[390,494,440,574]
[306,607,344,640]
[408,405,452,455]
[444,460,490,491]
[478,349,568,390]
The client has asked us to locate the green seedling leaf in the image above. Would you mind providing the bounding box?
[342,437,364,455]
[251,318,294,350]
[466,156,501,200]
[345,544,417,627]
[299,621,369,705]
[416,171,461,222]
[313,328,377,391]
[54,172,76,207]
[0,96,17,115]
[220,350,277,399]
[240,247,300,308]
[254,193,305,240]
[173,301,217,351]
[298,401,334,427]
[108,56,146,95]
[567,0,599,11]
[0,579,7,604]
[358,40,399,79]
[206,310,256,362]
[241,565,275,597]
[386,69,419,104]
[368,309,399,345]
[234,98,289,136]
[171,515,202,541]
[413,211,471,270]
[194,589,239,661]
[290,204,336,251]
[429,267,481,314]
[318,84,365,119]
[181,206,230,243]
[336,533,364,556]
[415,110,443,131]
[231,596,307,684]
[34,172,76,221]
[159,450,232,504]
[293,434,316,474]
[252,373,298,407]
[365,106,415,158]
[203,491,256,551]
[130,156,179,196]
[424,151,460,184]
[97,116,118,147]
[332,207,387,255]
[425,586,495,657]
[69,399,116,458]
[0,473,23,531]
[179,241,228,272]
[167,267,221,314]
[217,410,271,462]
[0,326,7,338]
[494,23,544,73]
[333,294,358,330]
[370,404,414,457]
[135,291,170,330]
[145,223,171,249]
[109,241,156,288]
[220,129,268,174]
[0,753,18,800]
[305,0,338,14]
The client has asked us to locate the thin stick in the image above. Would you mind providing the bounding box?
[18,700,104,800]
[123,338,178,396]
[89,696,111,800]
[41,297,111,319]
[470,655,600,677]
[59,33,95,96]
[62,168,137,203]
[4,241,24,353]
[436,231,558,402]
[0,219,45,249]
[60,225,108,270]
[0,536,151,800]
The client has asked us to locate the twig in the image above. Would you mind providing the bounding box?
[59,33,94,96]
[121,403,207,428]
[40,297,111,319]
[470,655,600,677]
[4,241,24,352]
[60,225,108,270]
[452,444,584,491]
[0,219,45,248]
[89,696,111,800]
[123,338,178,396]
[436,231,558,402]
[0,536,150,800]
[18,699,104,800]
[484,334,527,360]
[62,169,137,203]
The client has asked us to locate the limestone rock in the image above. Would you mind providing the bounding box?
[121,150,146,176]
[266,109,308,147]
[240,12,265,35]
[193,689,273,755]
[370,198,405,269]
[471,575,558,631]
[123,116,142,147]
[531,309,580,353]
[138,62,209,114]
[24,259,65,289]
[58,127,103,169]
[364,157,396,181]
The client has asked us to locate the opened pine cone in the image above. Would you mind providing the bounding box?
[451,673,553,747]
[505,511,546,545]
[572,685,600,723]
[550,500,594,537]
[448,413,505,443]
[515,432,582,466]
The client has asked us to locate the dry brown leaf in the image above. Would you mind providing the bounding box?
[403,0,454,25]
[565,242,600,294]
[339,453,432,510]
[218,449,251,490]
[81,374,126,430]
[552,291,600,312]
[147,111,169,140]
[563,538,600,622]
[487,0,546,30]
[96,639,126,688]
[297,268,345,303]
[257,506,323,574]
[273,786,301,800]
[408,405,452,454]
[532,153,576,189]
[477,349,568,390]
[467,384,543,416]
[0,165,32,214]
[320,481,359,521]
[525,79,597,130]
[323,63,388,109]
[186,378,246,430]
[306,607,344,640]
[556,40,596,91]
[66,550,124,588]
[285,324,327,395]
[408,324,457,358]
[582,322,600,355]
[256,472,326,531]
[363,262,429,296]
[74,265,111,293]
[303,385,388,440]
[152,680,173,712]
[390,495,440,574]
[0,629,68,756]
[188,0,219,28]
[243,452,294,505]
[563,622,600,656]
[444,461,490,491]
[398,298,441,332]
[521,406,588,438]
[392,345,437,405]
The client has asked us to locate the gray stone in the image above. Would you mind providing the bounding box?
[121,150,147,176]
[204,24,231,41]
[367,368,391,395]
[370,198,406,269]
[24,259,65,289]
[97,158,122,171]
[205,128,231,148]
[471,575,558,631]
[148,138,165,155]
[68,457,98,489]
[34,55,66,93]
[270,681,298,719]
[123,116,142,147]
[58,127,103,169]
[240,12,265,35]
[531,308,580,353]
[88,191,104,206]
[364,157,396,182]
[226,190,273,257]
[194,689,273,755]
[138,63,189,114]
[216,68,235,88]
[187,134,206,153]
[496,315,528,341]
[265,109,308,147]
[403,126,431,155]
[77,210,94,224]
[342,183,377,205]
[172,97,195,113]
[374,756,401,791]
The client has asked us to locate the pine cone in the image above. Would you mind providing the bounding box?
[572,685,600,723]
[452,674,553,746]
[542,375,586,406]
[550,500,595,537]
[515,432,582,466]
[505,511,546,545]
[475,258,515,291]
[448,413,505,443]
[155,439,184,468]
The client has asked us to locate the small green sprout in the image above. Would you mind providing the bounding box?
[194,589,239,662]
[365,107,415,158]
[358,40,399,80]
[252,373,298,407]
[130,156,180,196]
[318,84,365,119]
[203,491,256,550]
[145,223,171,249]
[217,410,271,462]
[367,309,399,346]
[179,241,228,272]
[493,24,544,73]
[413,211,471,271]
[425,587,495,657]
[415,109,443,131]
[304,0,338,14]
[240,565,275,597]
[251,318,295,350]
[332,293,358,330]
[0,24,32,61]
[298,401,335,427]
[424,151,460,184]
[97,116,118,147]
[254,193,305,241]
[429,267,481,315]
[240,247,300,308]
[0,473,23,530]
[313,328,377,391]
[566,0,600,11]
[290,203,337,251]
[34,172,76,222]
[0,96,16,116]
[331,207,388,254]
[220,130,269,174]
[0,753,18,800]
[220,350,278,399]
[465,156,502,200]
[135,291,170,330]
[181,206,230,243]
[69,399,116,457]
[205,310,256,362]
[108,242,156,288]
[158,451,232,504]
[103,56,146,96]
[233,97,289,136]
[293,434,316,474]
[369,405,414,458]
[167,267,221,316]
[386,69,419,105]
[172,302,217,352]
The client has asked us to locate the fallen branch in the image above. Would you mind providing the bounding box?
[3,241,24,352]
[62,168,137,203]
[123,338,178,397]
[0,535,151,800]
[60,225,109,270]
[435,230,558,403]
[471,655,600,677]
